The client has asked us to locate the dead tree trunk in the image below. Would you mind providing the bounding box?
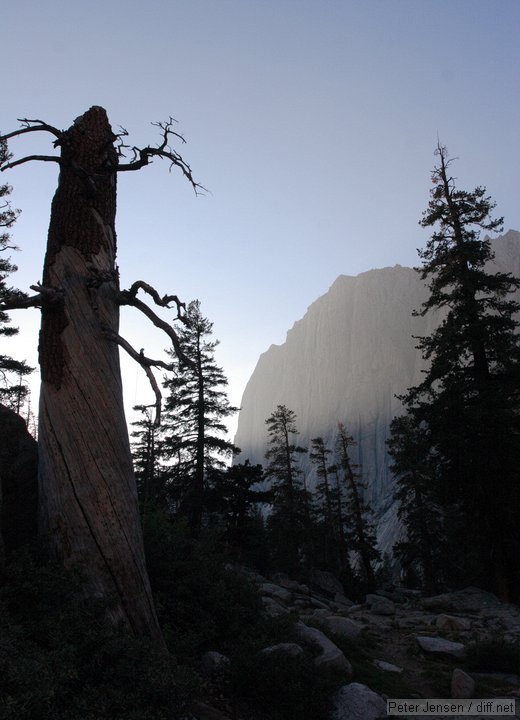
[37,107,163,643]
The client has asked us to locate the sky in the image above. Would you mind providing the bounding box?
[2,0,519,438]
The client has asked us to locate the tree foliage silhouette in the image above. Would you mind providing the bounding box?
[389,144,520,599]
[161,300,239,533]
[264,405,311,572]
[0,138,32,409]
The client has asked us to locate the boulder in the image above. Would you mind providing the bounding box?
[260,582,293,603]
[333,682,387,720]
[321,616,363,640]
[421,587,502,613]
[261,596,289,617]
[334,592,354,607]
[295,621,352,675]
[309,568,345,597]
[451,668,475,699]
[366,594,396,616]
[435,614,472,632]
[294,594,331,610]
[261,642,304,658]
[200,651,230,677]
[189,701,232,720]
[416,636,465,659]
[373,659,403,673]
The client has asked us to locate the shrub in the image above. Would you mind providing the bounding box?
[142,511,287,659]
[466,637,520,674]
[230,649,336,720]
[0,549,196,720]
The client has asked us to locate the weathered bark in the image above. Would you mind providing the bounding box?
[37,107,163,644]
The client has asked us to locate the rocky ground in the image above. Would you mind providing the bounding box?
[195,568,520,720]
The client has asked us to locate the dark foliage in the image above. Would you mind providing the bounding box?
[160,300,239,532]
[466,637,520,674]
[0,550,195,720]
[264,405,312,573]
[389,145,520,599]
[0,138,32,410]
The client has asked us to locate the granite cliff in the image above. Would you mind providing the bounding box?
[234,230,520,554]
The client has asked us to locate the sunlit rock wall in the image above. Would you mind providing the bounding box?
[234,230,520,555]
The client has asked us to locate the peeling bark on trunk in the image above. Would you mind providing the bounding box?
[37,107,163,645]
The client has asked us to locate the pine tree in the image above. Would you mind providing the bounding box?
[130,404,169,511]
[391,144,520,599]
[0,138,32,408]
[336,423,380,592]
[161,300,239,533]
[264,405,311,573]
[387,413,445,594]
[207,460,270,565]
[310,436,341,571]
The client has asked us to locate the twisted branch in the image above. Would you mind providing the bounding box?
[102,329,175,426]
[124,280,188,323]
[116,118,205,194]
[119,286,194,371]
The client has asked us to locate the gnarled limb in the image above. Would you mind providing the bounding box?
[124,280,188,322]
[116,118,205,194]
[119,281,195,370]
[0,283,64,311]
[102,328,174,426]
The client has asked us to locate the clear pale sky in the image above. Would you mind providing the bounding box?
[2,0,519,437]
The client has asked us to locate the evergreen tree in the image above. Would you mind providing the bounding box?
[207,460,270,566]
[390,144,520,599]
[0,138,32,409]
[336,423,380,592]
[310,436,341,571]
[161,300,239,533]
[264,405,311,573]
[328,461,355,588]
[387,413,445,593]
[130,404,169,511]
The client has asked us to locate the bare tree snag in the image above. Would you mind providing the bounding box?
[34,107,166,643]
[0,107,201,648]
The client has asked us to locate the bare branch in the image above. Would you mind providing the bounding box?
[114,126,131,158]
[116,118,205,195]
[124,280,188,322]
[103,328,173,426]
[0,283,63,311]
[119,285,195,371]
[1,155,62,172]
[0,118,63,143]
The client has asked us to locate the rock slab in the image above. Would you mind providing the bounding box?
[333,682,387,720]
[296,621,352,675]
[416,636,466,659]
[451,668,475,699]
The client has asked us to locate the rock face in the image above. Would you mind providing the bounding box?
[0,404,38,554]
[234,230,520,554]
